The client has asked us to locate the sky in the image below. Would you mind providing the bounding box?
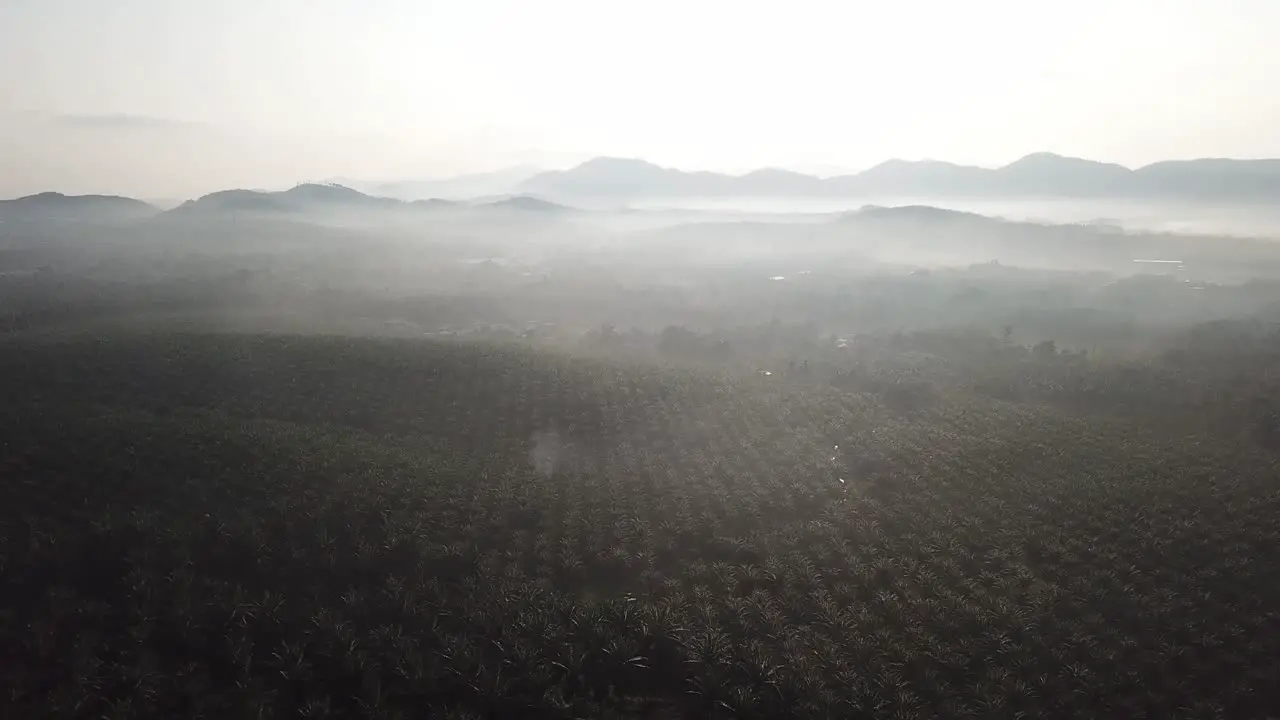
[2,0,1279,198]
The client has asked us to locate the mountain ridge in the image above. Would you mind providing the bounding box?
[0,192,157,223]
[0,184,580,227]
[522,153,1280,201]
[8,152,1280,213]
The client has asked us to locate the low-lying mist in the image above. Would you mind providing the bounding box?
[5,188,1280,358]
[9,185,1280,719]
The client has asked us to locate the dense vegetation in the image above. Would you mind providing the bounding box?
[4,332,1280,718]
[6,200,1280,717]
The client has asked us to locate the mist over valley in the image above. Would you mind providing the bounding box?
[8,2,1280,714]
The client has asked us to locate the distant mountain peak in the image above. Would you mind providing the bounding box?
[740,167,812,179]
[1014,151,1071,161]
[874,158,964,168]
[285,181,359,193]
[566,157,675,177]
[574,156,669,170]
[283,182,386,203]
[857,158,976,176]
[1002,152,1129,170]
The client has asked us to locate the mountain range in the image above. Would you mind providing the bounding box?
[520,153,1280,201]
[164,185,574,216]
[6,183,1280,279]
[7,152,1280,226]
[0,184,578,225]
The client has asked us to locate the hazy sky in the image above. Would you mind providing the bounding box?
[3,0,1279,197]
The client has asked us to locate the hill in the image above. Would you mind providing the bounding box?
[477,195,574,213]
[3,331,1279,717]
[833,204,1280,275]
[1133,158,1280,200]
[0,192,157,224]
[167,183,400,216]
[522,157,825,197]
[521,157,710,197]
[164,184,573,222]
[989,152,1133,196]
[629,204,1280,278]
[278,182,399,208]
[842,204,990,223]
[522,153,1280,201]
[828,159,990,196]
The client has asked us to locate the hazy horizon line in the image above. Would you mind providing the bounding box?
[12,146,1280,199]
